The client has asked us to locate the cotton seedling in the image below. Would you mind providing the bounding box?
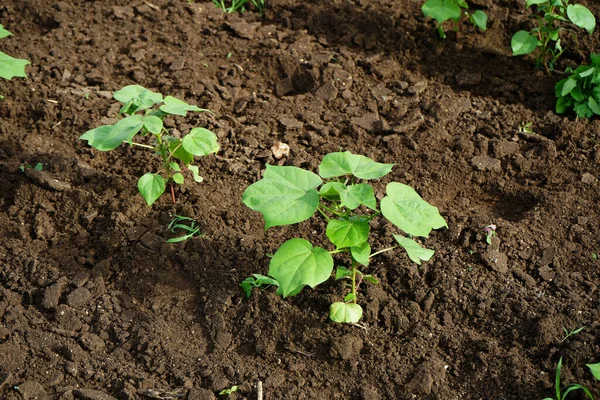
[511,0,595,73]
[421,0,487,39]
[555,53,600,118]
[79,85,219,206]
[241,151,447,323]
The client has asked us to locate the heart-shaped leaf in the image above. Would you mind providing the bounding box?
[138,173,166,206]
[422,0,462,24]
[511,31,538,56]
[182,127,219,156]
[567,4,596,34]
[326,218,369,249]
[319,151,394,180]
[268,238,333,297]
[0,51,29,80]
[393,234,435,264]
[329,302,363,323]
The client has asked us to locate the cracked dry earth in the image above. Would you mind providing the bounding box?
[2,0,600,399]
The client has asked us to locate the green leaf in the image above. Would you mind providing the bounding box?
[421,0,462,24]
[588,97,600,115]
[0,25,12,39]
[172,172,184,184]
[567,4,596,34]
[351,241,371,266]
[469,10,487,31]
[526,0,548,6]
[138,173,166,206]
[320,182,377,210]
[143,115,163,134]
[240,274,279,298]
[561,78,577,96]
[159,95,208,116]
[586,362,600,381]
[242,165,322,229]
[268,238,334,297]
[393,234,435,264]
[326,218,369,249]
[571,86,585,102]
[363,275,378,284]
[170,139,194,165]
[329,302,363,323]
[113,85,163,114]
[335,266,352,280]
[511,31,539,56]
[169,162,181,172]
[0,51,30,80]
[79,116,144,151]
[182,127,219,156]
[318,151,394,180]
[188,165,204,183]
[556,95,572,114]
[344,293,357,302]
[380,182,447,237]
[574,102,593,118]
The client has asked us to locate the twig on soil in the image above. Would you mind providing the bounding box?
[285,345,314,357]
[256,381,263,400]
[143,1,160,10]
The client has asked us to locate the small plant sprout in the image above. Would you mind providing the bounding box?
[166,215,203,243]
[511,0,596,73]
[555,54,600,118]
[421,0,487,39]
[560,326,584,343]
[0,25,30,81]
[79,85,219,206]
[19,162,43,172]
[213,0,264,15]
[543,356,600,400]
[518,122,534,133]
[483,224,496,245]
[218,385,239,396]
[241,151,447,323]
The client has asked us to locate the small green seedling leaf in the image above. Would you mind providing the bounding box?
[469,10,487,31]
[170,139,194,165]
[172,172,184,184]
[422,0,462,25]
[0,51,30,80]
[0,25,12,39]
[393,234,435,264]
[350,241,371,266]
[326,218,369,249]
[586,362,600,381]
[169,162,181,172]
[268,238,334,297]
[335,266,352,280]
[143,115,163,134]
[329,302,362,323]
[242,165,323,229]
[320,182,377,210]
[240,274,280,298]
[567,4,596,34]
[363,275,378,284]
[381,182,447,237]
[218,385,239,396]
[344,293,357,302]
[188,165,204,182]
[159,95,208,116]
[511,30,539,55]
[114,85,163,114]
[182,127,219,156]
[138,173,166,206]
[318,151,394,180]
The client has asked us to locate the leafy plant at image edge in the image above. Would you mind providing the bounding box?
[213,0,265,16]
[421,0,487,39]
[555,53,600,118]
[511,0,595,72]
[79,85,219,206]
[241,151,447,323]
[0,24,30,81]
[543,356,600,400]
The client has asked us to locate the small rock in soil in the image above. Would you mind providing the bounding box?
[66,287,92,309]
[188,387,217,400]
[483,250,508,273]
[55,305,83,331]
[315,80,338,101]
[42,277,68,311]
[538,265,555,281]
[278,116,303,131]
[538,247,556,267]
[79,333,105,353]
[330,335,363,360]
[140,232,165,252]
[581,172,596,184]
[73,388,117,400]
[351,113,388,133]
[17,380,48,400]
[225,21,259,40]
[471,155,501,172]
[275,77,294,97]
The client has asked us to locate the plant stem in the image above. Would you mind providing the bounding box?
[170,182,176,204]
[351,260,357,304]
[369,245,398,258]
[123,140,154,149]
[319,203,346,218]
[317,206,331,221]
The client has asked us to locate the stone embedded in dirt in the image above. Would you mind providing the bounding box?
[24,169,71,191]
[537,247,555,266]
[581,172,597,184]
[471,155,501,172]
[329,335,363,360]
[491,139,520,158]
[271,142,290,159]
[73,388,117,400]
[275,77,294,97]
[278,116,303,131]
[112,6,134,19]
[483,250,508,273]
[538,265,555,281]
[55,305,83,333]
[311,51,335,65]
[455,71,482,87]
[370,82,393,102]
[407,81,427,95]
[140,232,166,252]
[315,80,338,101]
[187,387,216,400]
[42,278,68,311]
[351,113,388,133]
[225,21,259,40]
[79,333,105,353]
[16,380,47,400]
[66,287,92,309]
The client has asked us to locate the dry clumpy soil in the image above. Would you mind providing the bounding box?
[2,0,600,399]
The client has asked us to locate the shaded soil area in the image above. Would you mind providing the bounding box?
[2,0,600,399]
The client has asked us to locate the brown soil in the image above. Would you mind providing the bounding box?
[2,0,600,399]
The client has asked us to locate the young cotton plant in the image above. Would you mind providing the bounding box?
[0,25,29,81]
[511,0,595,73]
[79,85,219,206]
[555,53,600,118]
[421,0,487,39]
[241,151,447,323]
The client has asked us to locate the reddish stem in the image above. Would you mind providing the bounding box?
[170,183,176,204]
